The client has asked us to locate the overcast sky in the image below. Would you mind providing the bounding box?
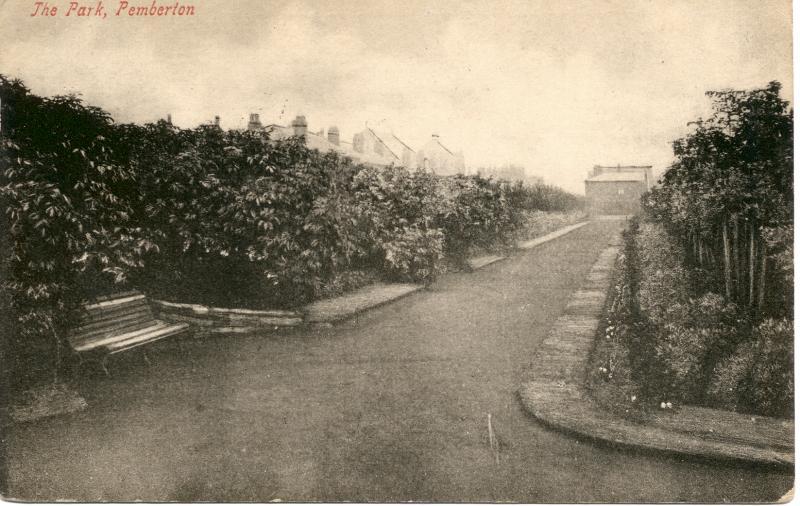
[0,0,792,192]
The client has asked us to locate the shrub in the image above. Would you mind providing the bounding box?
[749,318,794,417]
[653,293,742,404]
[707,318,793,418]
[707,339,757,412]
[619,220,750,407]
[635,223,692,324]
[382,226,445,284]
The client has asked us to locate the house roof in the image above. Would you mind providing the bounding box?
[261,121,414,168]
[586,172,647,183]
[366,128,401,161]
[435,138,454,156]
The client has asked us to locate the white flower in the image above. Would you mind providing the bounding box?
[666,402,673,409]
[660,402,667,409]
[630,395,636,402]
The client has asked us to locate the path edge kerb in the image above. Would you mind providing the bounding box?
[517,234,794,468]
[155,221,591,331]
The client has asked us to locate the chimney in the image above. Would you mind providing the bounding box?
[214,115,220,128]
[291,114,308,137]
[166,113,172,125]
[353,132,364,153]
[327,126,340,146]
[247,113,262,131]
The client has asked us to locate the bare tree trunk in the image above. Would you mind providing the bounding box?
[757,237,767,313]
[748,221,756,307]
[732,214,740,301]
[722,221,732,299]
[698,239,704,267]
[694,233,700,265]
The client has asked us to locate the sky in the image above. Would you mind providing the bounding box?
[0,0,792,193]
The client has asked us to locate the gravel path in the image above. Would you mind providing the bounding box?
[4,220,792,502]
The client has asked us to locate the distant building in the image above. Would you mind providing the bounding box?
[247,114,392,167]
[351,127,417,168]
[416,134,465,175]
[246,113,464,171]
[585,165,654,216]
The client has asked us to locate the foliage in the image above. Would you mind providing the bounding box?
[607,219,791,417]
[1,76,151,391]
[587,249,644,421]
[496,179,584,212]
[381,226,445,284]
[707,318,793,418]
[2,75,583,391]
[642,81,792,318]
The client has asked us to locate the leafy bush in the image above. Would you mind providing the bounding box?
[707,318,793,417]
[610,218,791,417]
[1,77,151,392]
[588,252,645,420]
[501,179,584,212]
[652,294,743,403]
[706,339,756,412]
[749,318,794,417]
[382,226,444,284]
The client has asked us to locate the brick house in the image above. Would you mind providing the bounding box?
[585,165,654,216]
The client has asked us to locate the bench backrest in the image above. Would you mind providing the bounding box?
[68,291,157,350]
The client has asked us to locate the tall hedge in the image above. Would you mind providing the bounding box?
[642,81,792,318]
[1,75,582,391]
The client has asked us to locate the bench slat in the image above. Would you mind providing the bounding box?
[68,292,190,370]
[81,297,150,318]
[72,323,169,352]
[74,307,153,334]
[83,293,146,311]
[106,323,189,353]
[85,290,142,304]
[70,318,158,348]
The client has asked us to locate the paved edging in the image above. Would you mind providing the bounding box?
[465,221,591,270]
[517,237,794,468]
[302,283,423,324]
[517,221,589,249]
[154,220,592,334]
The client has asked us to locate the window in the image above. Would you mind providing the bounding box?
[618,188,625,195]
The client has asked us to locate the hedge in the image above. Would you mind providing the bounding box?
[1,75,582,392]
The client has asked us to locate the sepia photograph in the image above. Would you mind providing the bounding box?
[0,0,794,502]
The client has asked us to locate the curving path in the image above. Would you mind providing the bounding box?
[4,220,793,501]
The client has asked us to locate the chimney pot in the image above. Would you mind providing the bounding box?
[247,113,263,131]
[291,114,308,137]
[327,126,340,146]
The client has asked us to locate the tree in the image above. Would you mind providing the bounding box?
[642,81,792,317]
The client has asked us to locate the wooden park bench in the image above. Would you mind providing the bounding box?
[68,290,190,375]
